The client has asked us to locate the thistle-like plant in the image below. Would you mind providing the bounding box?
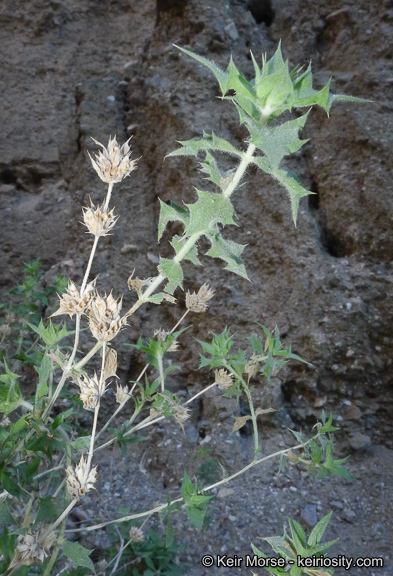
[0,44,365,575]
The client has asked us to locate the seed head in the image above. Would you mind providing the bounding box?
[154,329,179,352]
[129,526,145,543]
[244,362,258,381]
[127,271,152,297]
[115,383,130,405]
[88,136,138,184]
[214,368,234,389]
[172,402,191,432]
[82,200,118,237]
[88,292,126,342]
[186,283,215,313]
[104,347,118,380]
[77,373,108,411]
[8,528,56,569]
[66,455,97,500]
[51,279,96,318]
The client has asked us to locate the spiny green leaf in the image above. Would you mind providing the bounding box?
[26,319,69,347]
[248,112,310,170]
[158,258,184,295]
[0,362,23,415]
[174,44,229,95]
[35,354,51,401]
[168,131,243,159]
[205,233,249,279]
[307,512,332,547]
[158,200,189,241]
[61,540,95,570]
[184,190,237,237]
[272,168,313,226]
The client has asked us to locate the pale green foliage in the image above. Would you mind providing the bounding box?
[157,43,367,297]
[252,512,338,576]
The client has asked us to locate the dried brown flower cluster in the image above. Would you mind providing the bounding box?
[88,136,138,184]
[51,279,96,318]
[154,329,179,352]
[186,283,215,313]
[66,455,97,500]
[83,200,118,237]
[88,292,125,342]
[115,383,129,405]
[129,526,145,543]
[8,529,56,569]
[77,373,108,411]
[214,368,234,389]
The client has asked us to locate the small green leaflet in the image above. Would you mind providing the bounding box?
[61,540,95,570]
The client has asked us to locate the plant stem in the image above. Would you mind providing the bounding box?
[157,353,165,392]
[67,434,318,533]
[42,516,67,576]
[223,143,256,198]
[42,314,81,422]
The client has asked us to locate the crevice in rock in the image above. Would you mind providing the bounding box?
[156,0,188,25]
[308,178,320,211]
[247,0,275,26]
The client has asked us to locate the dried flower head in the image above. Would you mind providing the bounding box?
[66,455,97,500]
[104,347,118,380]
[154,328,168,344]
[8,528,56,569]
[46,347,69,370]
[88,292,125,342]
[51,279,96,318]
[127,270,151,297]
[77,373,108,411]
[214,368,234,389]
[172,402,191,432]
[244,362,258,381]
[154,329,178,352]
[186,283,215,313]
[88,136,138,184]
[115,383,129,405]
[82,200,118,237]
[0,323,11,337]
[129,526,145,543]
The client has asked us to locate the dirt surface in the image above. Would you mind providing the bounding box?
[1,0,393,574]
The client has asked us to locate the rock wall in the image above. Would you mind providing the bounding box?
[1,0,392,450]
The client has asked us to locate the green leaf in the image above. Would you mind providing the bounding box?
[158,258,184,295]
[70,436,91,451]
[205,233,249,280]
[35,495,68,525]
[248,112,310,171]
[272,168,313,226]
[168,131,243,159]
[0,470,25,499]
[35,354,52,401]
[307,511,332,547]
[174,45,229,95]
[0,363,23,415]
[52,407,73,429]
[158,200,189,241]
[186,505,206,531]
[61,540,95,570]
[0,501,16,526]
[185,190,237,236]
[26,319,69,347]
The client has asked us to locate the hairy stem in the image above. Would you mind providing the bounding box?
[68,434,318,533]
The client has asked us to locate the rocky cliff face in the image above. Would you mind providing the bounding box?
[1,0,392,453]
